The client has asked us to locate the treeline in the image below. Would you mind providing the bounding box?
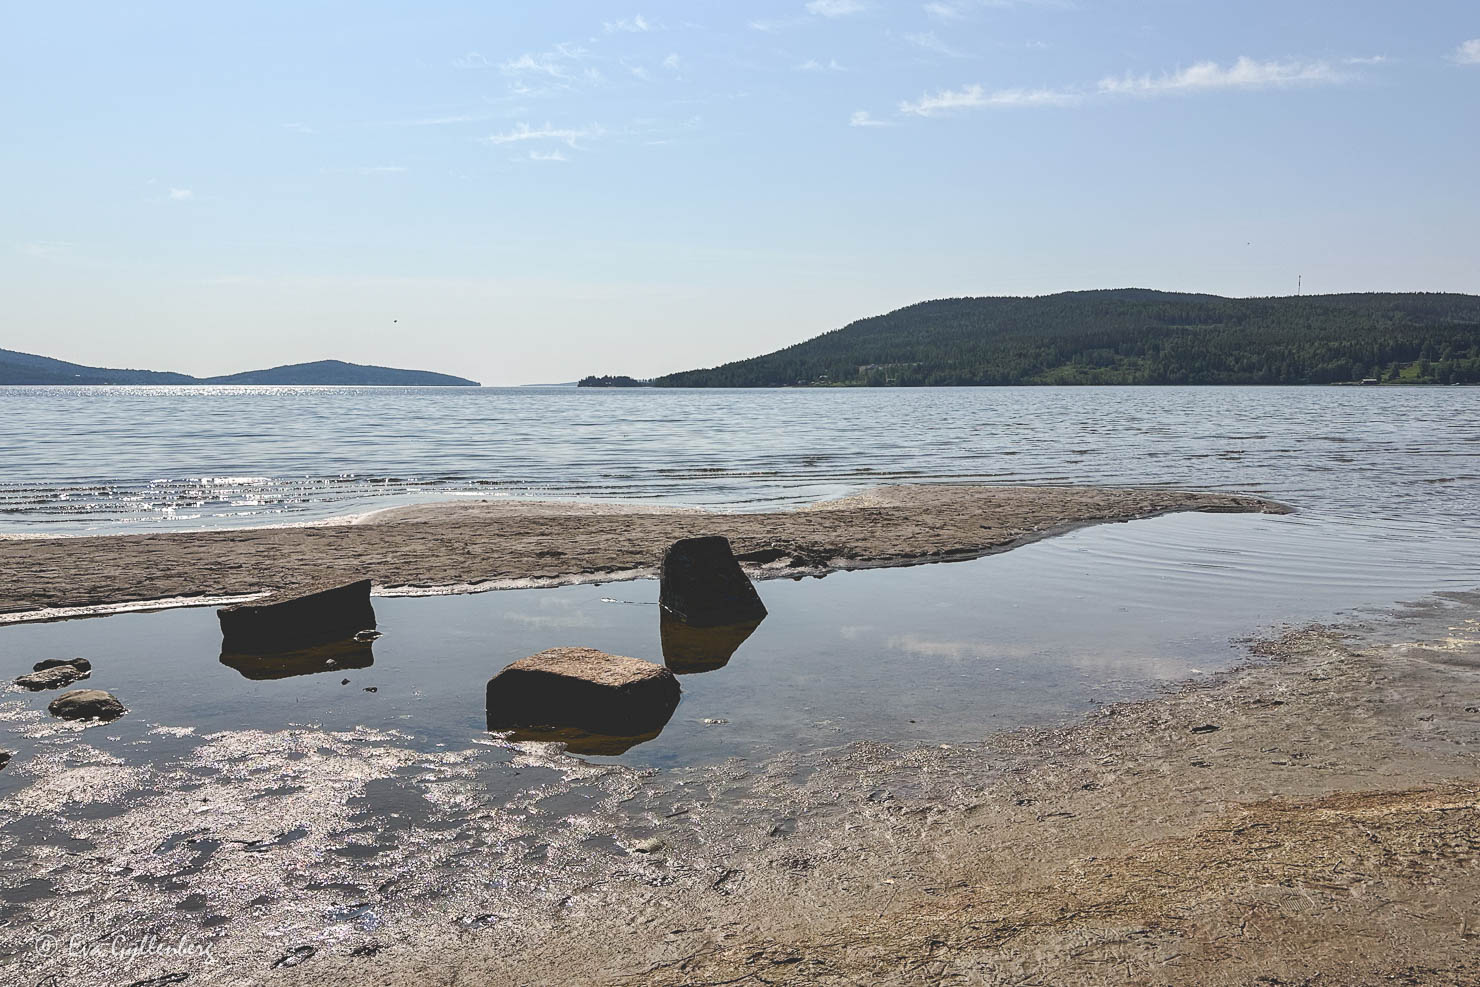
[652,290,1480,387]
[578,375,649,387]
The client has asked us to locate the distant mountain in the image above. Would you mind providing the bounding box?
[652,289,1480,387]
[0,349,479,386]
[204,360,478,386]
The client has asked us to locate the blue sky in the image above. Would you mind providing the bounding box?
[5,1,1478,384]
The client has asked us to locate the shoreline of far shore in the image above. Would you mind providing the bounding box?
[0,484,1289,621]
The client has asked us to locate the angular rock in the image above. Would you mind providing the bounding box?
[15,664,89,690]
[33,657,92,673]
[219,639,374,681]
[218,578,375,653]
[486,647,680,739]
[660,612,764,675]
[47,689,126,721]
[658,536,768,627]
[0,751,10,770]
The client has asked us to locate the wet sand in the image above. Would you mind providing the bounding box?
[3,590,1477,985]
[290,596,1480,987]
[0,484,1282,618]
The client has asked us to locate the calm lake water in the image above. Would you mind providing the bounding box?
[1,384,1477,532]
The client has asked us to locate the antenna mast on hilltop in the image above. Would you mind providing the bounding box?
[1298,274,1302,297]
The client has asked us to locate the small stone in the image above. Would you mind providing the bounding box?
[0,751,10,770]
[47,689,126,722]
[16,665,89,691]
[273,945,315,969]
[33,657,92,673]
[363,686,378,693]
[1190,724,1220,734]
[354,630,382,643]
[632,838,666,854]
[341,678,350,685]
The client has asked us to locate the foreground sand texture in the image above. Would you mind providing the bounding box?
[0,485,1280,616]
[5,591,1477,985]
[294,600,1480,987]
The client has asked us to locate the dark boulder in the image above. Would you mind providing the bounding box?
[15,664,89,691]
[219,639,374,680]
[486,647,680,739]
[660,612,764,675]
[218,579,375,653]
[0,751,10,770]
[48,689,126,721]
[33,657,92,673]
[658,536,767,627]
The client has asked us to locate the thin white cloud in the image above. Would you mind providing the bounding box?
[1453,39,1480,65]
[528,150,568,162]
[662,53,681,72]
[905,31,964,57]
[167,188,194,201]
[483,122,604,149]
[19,241,72,257]
[1098,57,1344,96]
[899,83,1078,114]
[849,110,891,127]
[798,58,845,71]
[282,122,315,134]
[1344,54,1387,65]
[806,0,868,17]
[604,14,653,33]
[356,166,407,175]
[453,52,492,70]
[501,43,591,83]
[923,2,964,19]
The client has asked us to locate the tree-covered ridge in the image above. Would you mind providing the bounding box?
[653,290,1480,387]
[577,375,649,387]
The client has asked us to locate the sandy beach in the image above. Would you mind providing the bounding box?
[0,484,1283,618]
[281,595,1480,987]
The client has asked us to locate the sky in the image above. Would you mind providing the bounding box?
[5,2,1479,385]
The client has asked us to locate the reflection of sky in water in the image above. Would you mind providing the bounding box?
[3,509,1477,787]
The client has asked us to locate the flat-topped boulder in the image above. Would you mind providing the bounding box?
[659,535,768,627]
[48,689,126,722]
[486,647,680,739]
[15,664,90,691]
[218,578,376,653]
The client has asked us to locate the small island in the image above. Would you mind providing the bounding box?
[578,375,650,387]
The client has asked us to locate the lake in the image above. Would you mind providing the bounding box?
[1,384,1476,533]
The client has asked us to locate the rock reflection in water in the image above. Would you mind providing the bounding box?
[493,725,665,756]
[219,639,374,680]
[660,612,764,675]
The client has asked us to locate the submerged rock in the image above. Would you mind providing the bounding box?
[659,535,768,627]
[497,725,665,756]
[486,647,680,740]
[47,689,126,721]
[33,657,92,673]
[15,664,89,691]
[660,611,764,674]
[218,578,376,652]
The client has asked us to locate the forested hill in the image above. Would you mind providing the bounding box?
[0,350,478,386]
[653,290,1480,387]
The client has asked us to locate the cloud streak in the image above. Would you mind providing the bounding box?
[483,122,604,149]
[1453,39,1480,65]
[1098,57,1344,95]
[806,0,868,17]
[899,83,1078,114]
